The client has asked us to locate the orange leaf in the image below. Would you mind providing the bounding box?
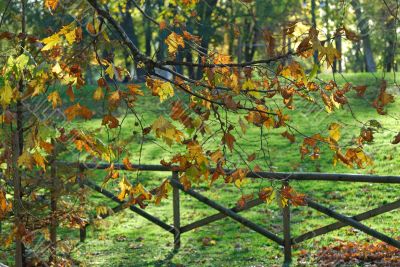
[102,115,119,129]
[45,0,59,10]
[123,157,135,171]
[222,132,235,152]
[392,133,400,144]
[281,131,295,143]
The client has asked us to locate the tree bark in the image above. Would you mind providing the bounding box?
[351,0,376,72]
[311,0,319,65]
[333,35,342,73]
[384,17,395,72]
[121,1,141,80]
[14,1,26,265]
[49,144,58,265]
[144,1,152,57]
[195,0,218,79]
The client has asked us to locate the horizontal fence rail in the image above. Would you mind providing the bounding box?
[59,161,400,266]
[60,161,400,183]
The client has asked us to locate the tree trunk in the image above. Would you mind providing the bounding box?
[311,0,319,65]
[185,50,195,79]
[156,0,167,61]
[49,144,58,265]
[14,1,26,266]
[351,0,376,72]
[195,0,218,79]
[144,1,152,57]
[121,1,141,80]
[333,35,342,73]
[384,18,395,72]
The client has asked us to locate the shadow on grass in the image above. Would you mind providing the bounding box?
[124,248,179,267]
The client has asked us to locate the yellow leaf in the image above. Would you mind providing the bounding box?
[0,82,13,108]
[41,34,61,51]
[33,152,47,171]
[127,84,144,96]
[106,64,115,79]
[64,103,93,121]
[242,79,256,90]
[329,123,341,142]
[65,27,78,44]
[165,32,185,55]
[151,116,184,146]
[117,175,132,201]
[159,82,174,102]
[123,157,135,170]
[93,87,104,101]
[18,150,33,169]
[47,91,62,109]
[45,0,59,10]
[52,62,62,74]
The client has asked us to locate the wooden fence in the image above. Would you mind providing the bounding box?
[61,162,400,266]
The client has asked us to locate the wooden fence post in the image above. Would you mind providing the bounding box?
[49,154,58,265]
[78,166,87,242]
[282,180,292,266]
[172,171,181,250]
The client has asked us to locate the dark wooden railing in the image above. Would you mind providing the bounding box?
[58,162,400,266]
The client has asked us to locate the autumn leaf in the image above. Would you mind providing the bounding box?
[66,86,75,102]
[102,114,119,129]
[64,103,94,121]
[281,131,295,143]
[165,32,185,55]
[45,0,59,10]
[123,157,135,171]
[328,123,341,142]
[222,132,235,152]
[153,179,170,205]
[47,91,62,109]
[93,87,104,100]
[258,187,275,203]
[127,84,144,96]
[18,150,33,170]
[33,152,47,171]
[146,78,174,102]
[117,175,132,201]
[354,85,367,96]
[159,20,167,30]
[392,133,400,144]
[0,82,13,108]
[237,194,254,208]
[41,34,60,51]
[151,116,184,146]
[108,90,121,106]
[0,190,12,219]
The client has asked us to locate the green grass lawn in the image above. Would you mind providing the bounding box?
[65,72,400,266]
[2,72,400,266]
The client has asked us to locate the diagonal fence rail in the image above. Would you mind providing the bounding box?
[57,162,400,266]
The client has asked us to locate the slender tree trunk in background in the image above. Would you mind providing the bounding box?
[333,35,342,73]
[185,50,195,79]
[227,2,235,57]
[243,19,258,62]
[49,144,58,265]
[121,1,141,79]
[311,0,319,65]
[354,41,365,72]
[157,0,167,61]
[144,1,152,57]
[14,1,26,266]
[12,133,23,267]
[196,0,218,79]
[384,17,395,72]
[351,0,376,72]
[247,24,258,62]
